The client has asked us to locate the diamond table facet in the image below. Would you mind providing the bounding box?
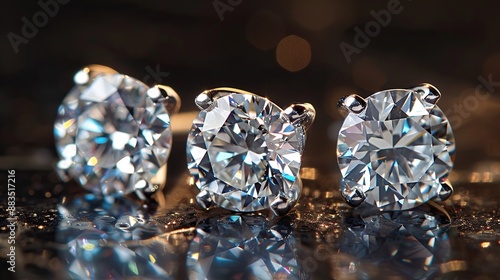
[54,74,172,197]
[187,92,305,212]
[337,89,455,210]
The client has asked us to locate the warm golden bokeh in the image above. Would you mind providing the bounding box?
[276,35,311,72]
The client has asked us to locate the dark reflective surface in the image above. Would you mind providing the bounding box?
[338,204,451,279]
[56,194,189,279]
[1,173,500,279]
[186,215,301,279]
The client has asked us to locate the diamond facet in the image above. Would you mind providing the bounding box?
[337,89,455,210]
[54,73,173,197]
[187,91,304,212]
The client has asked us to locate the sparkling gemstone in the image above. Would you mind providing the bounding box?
[337,89,455,210]
[186,215,300,279]
[186,93,304,212]
[54,74,172,197]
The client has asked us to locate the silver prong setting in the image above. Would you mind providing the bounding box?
[410,83,441,105]
[73,64,118,85]
[337,94,367,117]
[437,179,453,201]
[342,188,366,207]
[195,87,252,110]
[270,196,296,216]
[284,103,316,131]
[148,85,181,115]
[196,190,215,209]
[195,91,214,110]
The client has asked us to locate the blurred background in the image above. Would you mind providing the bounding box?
[1,0,500,187]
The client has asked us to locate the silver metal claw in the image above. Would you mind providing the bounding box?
[73,64,118,85]
[196,190,215,209]
[195,87,254,110]
[410,83,441,105]
[337,94,367,117]
[284,103,316,131]
[147,85,181,115]
[270,196,297,216]
[437,179,453,201]
[342,188,366,207]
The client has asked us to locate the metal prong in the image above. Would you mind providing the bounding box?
[410,83,441,105]
[147,85,181,115]
[437,179,453,201]
[270,196,296,216]
[196,190,215,209]
[342,188,366,207]
[195,91,214,110]
[337,94,367,117]
[284,103,316,131]
[74,64,118,85]
[195,87,251,110]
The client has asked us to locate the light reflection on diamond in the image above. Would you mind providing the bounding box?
[54,74,172,197]
[337,206,451,279]
[56,194,181,279]
[186,215,300,279]
[337,89,455,210]
[187,92,304,212]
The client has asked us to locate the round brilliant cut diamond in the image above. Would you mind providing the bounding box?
[186,93,304,212]
[337,89,455,210]
[54,74,172,197]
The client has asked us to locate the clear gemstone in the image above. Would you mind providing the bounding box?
[54,74,172,197]
[186,215,300,279]
[337,90,455,210]
[186,93,304,212]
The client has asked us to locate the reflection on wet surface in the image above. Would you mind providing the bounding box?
[1,171,500,279]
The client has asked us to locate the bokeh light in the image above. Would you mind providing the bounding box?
[276,35,311,72]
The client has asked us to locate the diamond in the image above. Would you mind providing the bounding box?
[337,89,455,210]
[186,215,300,279]
[186,92,304,212]
[54,73,172,197]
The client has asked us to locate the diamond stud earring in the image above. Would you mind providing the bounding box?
[54,65,180,199]
[186,88,315,216]
[336,83,455,210]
